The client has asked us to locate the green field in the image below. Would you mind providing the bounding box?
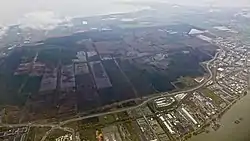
[26,127,51,141]
[99,114,116,125]
[123,121,141,141]
[200,88,225,106]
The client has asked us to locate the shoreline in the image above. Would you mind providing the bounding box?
[188,90,250,141]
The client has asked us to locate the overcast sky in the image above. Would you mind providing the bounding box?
[0,0,249,26]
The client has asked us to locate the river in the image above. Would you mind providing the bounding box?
[188,92,250,141]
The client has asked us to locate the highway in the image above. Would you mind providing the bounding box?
[0,50,220,141]
[60,51,219,125]
[0,51,219,129]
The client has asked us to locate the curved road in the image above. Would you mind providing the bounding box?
[0,51,219,128]
[60,51,219,125]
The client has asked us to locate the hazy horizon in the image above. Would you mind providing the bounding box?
[0,0,249,26]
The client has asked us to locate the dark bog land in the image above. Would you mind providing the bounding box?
[0,24,217,113]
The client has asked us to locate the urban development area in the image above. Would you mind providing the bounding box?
[0,3,250,141]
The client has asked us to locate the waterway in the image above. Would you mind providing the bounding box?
[188,92,250,141]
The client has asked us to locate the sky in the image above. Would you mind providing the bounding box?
[0,0,249,26]
[0,0,143,25]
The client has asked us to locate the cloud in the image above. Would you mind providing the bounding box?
[18,11,66,30]
[0,0,249,26]
[125,0,250,7]
[0,26,9,39]
[0,0,148,25]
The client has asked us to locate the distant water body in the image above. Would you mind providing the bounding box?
[188,93,250,141]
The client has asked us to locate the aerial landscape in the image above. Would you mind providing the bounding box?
[0,0,250,141]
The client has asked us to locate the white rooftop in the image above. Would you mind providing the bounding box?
[188,28,205,35]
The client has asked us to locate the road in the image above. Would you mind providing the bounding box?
[0,123,57,128]
[0,50,220,141]
[0,51,219,129]
[60,51,219,125]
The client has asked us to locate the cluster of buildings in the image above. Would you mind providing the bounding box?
[143,86,227,140]
[153,97,176,110]
[153,102,201,139]
[188,92,219,118]
[0,127,28,141]
[208,84,235,103]
[55,134,73,141]
[71,29,249,141]
[214,37,248,97]
[136,117,158,141]
[55,132,82,141]
[4,21,250,141]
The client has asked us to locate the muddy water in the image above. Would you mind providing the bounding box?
[188,93,250,141]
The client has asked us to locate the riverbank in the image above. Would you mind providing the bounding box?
[188,92,250,141]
